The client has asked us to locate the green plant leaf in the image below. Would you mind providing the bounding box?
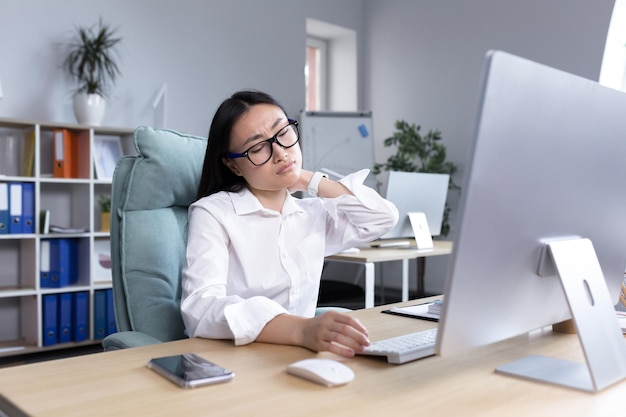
[63,18,122,97]
[375,119,461,235]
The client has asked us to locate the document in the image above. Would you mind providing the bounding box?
[382,300,442,322]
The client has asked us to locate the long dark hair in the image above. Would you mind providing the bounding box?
[196,90,287,200]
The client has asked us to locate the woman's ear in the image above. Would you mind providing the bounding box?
[222,157,242,176]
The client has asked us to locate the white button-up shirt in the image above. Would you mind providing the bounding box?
[181,169,398,345]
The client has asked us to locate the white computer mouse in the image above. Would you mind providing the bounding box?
[286,358,355,387]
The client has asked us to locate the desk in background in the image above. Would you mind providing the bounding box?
[326,240,452,307]
[1,298,624,417]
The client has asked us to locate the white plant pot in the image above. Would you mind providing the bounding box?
[73,93,106,126]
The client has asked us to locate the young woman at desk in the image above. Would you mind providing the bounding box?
[181,90,398,358]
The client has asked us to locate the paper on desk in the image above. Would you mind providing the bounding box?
[383,301,440,322]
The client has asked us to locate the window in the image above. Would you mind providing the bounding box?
[599,0,626,91]
[305,37,327,111]
[306,18,357,112]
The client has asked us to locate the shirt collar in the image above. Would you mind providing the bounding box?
[230,187,305,216]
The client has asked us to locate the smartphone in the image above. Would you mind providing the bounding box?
[146,353,234,388]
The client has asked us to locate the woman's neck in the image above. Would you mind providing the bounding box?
[249,187,287,212]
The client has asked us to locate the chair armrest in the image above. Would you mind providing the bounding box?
[102,331,164,350]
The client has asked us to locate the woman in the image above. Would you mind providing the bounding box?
[181,90,398,358]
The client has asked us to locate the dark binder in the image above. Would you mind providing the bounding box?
[58,238,79,287]
[93,290,107,340]
[0,183,8,234]
[105,288,117,336]
[44,239,61,288]
[40,240,52,287]
[53,128,77,178]
[8,182,23,234]
[22,182,34,234]
[42,294,58,346]
[58,293,73,343]
[72,292,89,342]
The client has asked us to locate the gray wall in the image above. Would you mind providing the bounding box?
[0,0,364,136]
[363,0,615,294]
[0,0,617,294]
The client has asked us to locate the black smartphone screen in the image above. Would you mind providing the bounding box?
[147,353,234,388]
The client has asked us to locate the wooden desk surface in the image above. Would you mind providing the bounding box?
[327,240,453,263]
[1,298,625,417]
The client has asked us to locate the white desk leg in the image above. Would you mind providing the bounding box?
[364,262,375,308]
[401,259,409,302]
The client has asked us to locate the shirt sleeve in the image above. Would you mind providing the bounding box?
[322,169,399,255]
[181,203,288,345]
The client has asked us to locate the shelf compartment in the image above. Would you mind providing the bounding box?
[0,295,37,347]
[0,238,37,291]
[39,182,90,232]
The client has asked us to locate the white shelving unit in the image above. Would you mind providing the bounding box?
[0,117,135,357]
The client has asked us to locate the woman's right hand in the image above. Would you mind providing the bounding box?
[256,310,370,358]
[299,310,370,357]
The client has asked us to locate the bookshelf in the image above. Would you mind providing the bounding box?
[0,117,135,357]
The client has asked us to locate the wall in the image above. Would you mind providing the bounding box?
[0,0,617,296]
[364,0,615,294]
[0,0,365,136]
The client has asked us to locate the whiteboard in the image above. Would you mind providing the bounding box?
[299,111,377,190]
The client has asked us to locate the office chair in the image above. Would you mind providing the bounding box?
[102,126,351,350]
[102,126,207,350]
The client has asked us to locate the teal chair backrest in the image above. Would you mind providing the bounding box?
[109,126,207,343]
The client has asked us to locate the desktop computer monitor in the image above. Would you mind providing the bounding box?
[379,171,449,239]
[436,50,626,392]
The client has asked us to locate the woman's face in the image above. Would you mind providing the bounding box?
[223,103,302,194]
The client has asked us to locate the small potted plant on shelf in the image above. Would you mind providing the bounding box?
[98,194,111,232]
[63,18,122,126]
[373,120,459,236]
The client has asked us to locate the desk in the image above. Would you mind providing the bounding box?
[1,299,625,417]
[326,240,452,307]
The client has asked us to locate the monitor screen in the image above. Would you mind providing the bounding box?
[436,50,626,391]
[379,171,449,239]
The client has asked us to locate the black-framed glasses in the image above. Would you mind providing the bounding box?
[227,119,300,166]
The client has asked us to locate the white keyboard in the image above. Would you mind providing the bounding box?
[359,328,438,364]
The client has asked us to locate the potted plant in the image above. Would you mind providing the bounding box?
[63,18,122,126]
[373,120,459,236]
[98,194,111,232]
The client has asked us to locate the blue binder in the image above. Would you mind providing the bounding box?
[105,288,117,336]
[22,182,34,234]
[58,238,78,287]
[58,293,73,343]
[40,240,52,288]
[93,290,107,340]
[0,183,8,234]
[43,239,62,288]
[8,182,23,234]
[72,292,89,342]
[42,294,58,346]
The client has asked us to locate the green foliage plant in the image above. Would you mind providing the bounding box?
[98,195,111,213]
[373,120,459,236]
[63,18,122,97]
